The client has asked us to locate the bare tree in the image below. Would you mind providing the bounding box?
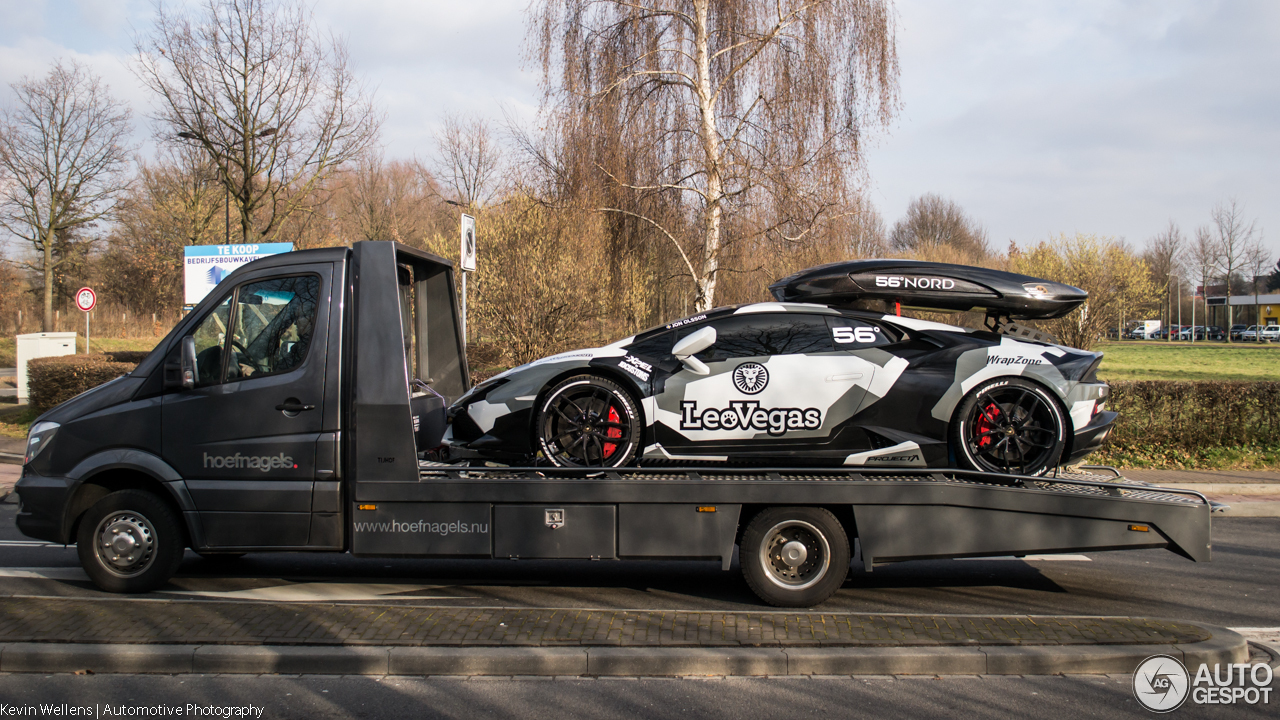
[0,61,132,330]
[1186,226,1218,336]
[1208,199,1261,341]
[1143,221,1183,337]
[531,0,900,312]
[889,194,988,260]
[1245,241,1271,339]
[341,152,442,245]
[435,114,504,210]
[135,0,381,243]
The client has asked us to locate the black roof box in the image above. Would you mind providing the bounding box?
[768,260,1087,320]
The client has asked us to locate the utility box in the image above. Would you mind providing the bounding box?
[15,332,77,404]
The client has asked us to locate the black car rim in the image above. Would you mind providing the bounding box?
[967,386,1058,474]
[543,385,632,466]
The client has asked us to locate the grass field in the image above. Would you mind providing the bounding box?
[1095,341,1280,382]
[0,336,161,369]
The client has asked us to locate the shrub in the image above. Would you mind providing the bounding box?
[27,354,139,412]
[1102,381,1280,452]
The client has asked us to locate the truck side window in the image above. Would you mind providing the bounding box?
[225,275,321,381]
[191,295,233,386]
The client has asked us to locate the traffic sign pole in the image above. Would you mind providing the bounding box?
[460,214,477,346]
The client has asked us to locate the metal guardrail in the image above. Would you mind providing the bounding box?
[417,463,1211,507]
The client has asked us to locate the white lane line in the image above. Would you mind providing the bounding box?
[0,567,88,580]
[1230,627,1280,643]
[0,540,70,548]
[158,583,467,602]
[956,554,1092,562]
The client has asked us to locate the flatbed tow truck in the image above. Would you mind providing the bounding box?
[14,242,1213,607]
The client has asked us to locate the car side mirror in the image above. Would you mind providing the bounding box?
[180,336,197,389]
[672,326,716,376]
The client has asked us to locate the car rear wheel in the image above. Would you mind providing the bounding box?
[952,377,1067,476]
[740,507,850,608]
[536,374,641,467]
[76,490,185,593]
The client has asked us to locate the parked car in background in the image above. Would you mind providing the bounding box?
[1262,325,1280,342]
[1241,325,1261,341]
[1205,326,1226,341]
[1230,324,1249,341]
[1177,325,1200,340]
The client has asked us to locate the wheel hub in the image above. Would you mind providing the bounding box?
[780,540,808,567]
[95,513,155,575]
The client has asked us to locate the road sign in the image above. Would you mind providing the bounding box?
[460,214,477,272]
[75,287,96,312]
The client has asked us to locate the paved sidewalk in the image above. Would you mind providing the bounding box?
[0,597,1212,648]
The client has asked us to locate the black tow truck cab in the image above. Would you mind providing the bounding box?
[14,242,1213,607]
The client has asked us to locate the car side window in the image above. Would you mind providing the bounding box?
[191,294,234,387]
[826,317,895,347]
[225,275,321,381]
[686,314,834,361]
[625,331,675,360]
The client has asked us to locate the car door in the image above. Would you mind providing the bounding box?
[161,263,333,549]
[654,313,876,457]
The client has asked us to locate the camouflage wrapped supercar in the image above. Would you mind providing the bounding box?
[443,260,1115,475]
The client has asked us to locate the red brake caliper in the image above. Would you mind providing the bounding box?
[975,403,1001,449]
[603,406,622,457]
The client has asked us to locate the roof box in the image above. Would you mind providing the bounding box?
[768,260,1087,320]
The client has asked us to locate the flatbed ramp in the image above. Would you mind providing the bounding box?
[349,466,1212,568]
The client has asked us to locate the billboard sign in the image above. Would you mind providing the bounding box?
[183,243,294,305]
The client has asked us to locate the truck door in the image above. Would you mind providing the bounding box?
[162,263,337,550]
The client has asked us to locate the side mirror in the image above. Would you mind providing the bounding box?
[672,326,716,376]
[180,336,197,389]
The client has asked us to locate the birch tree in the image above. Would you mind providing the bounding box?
[0,61,132,330]
[532,0,899,312]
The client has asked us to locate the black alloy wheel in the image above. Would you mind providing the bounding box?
[536,374,641,467]
[952,377,1067,477]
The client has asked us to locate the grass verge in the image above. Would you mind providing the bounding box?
[0,405,38,440]
[1096,341,1280,382]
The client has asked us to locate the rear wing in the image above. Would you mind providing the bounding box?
[769,260,1086,321]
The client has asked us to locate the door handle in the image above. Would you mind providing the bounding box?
[276,400,316,413]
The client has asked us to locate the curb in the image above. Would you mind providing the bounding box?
[0,626,1247,677]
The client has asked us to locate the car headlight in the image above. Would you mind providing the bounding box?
[25,421,59,465]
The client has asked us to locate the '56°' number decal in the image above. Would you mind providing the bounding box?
[833,326,881,344]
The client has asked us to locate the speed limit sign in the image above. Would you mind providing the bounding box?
[75,287,96,312]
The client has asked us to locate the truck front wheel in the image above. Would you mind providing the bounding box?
[76,490,185,593]
[741,507,850,607]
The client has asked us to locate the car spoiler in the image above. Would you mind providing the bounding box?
[768,260,1087,321]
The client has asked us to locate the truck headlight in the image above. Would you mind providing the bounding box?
[25,421,59,465]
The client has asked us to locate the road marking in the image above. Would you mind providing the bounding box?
[159,582,467,602]
[0,540,70,548]
[1230,627,1280,643]
[0,567,88,580]
[956,554,1092,562]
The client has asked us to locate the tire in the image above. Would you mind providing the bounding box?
[76,490,185,593]
[536,374,641,467]
[741,507,850,608]
[952,377,1067,477]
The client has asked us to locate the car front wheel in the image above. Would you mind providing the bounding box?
[76,490,185,593]
[536,374,641,467]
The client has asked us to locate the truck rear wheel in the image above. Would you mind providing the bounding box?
[76,490,185,593]
[741,507,850,608]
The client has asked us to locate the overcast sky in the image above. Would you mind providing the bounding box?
[1,0,1276,259]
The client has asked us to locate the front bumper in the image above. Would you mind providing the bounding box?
[1064,410,1118,466]
[14,467,74,544]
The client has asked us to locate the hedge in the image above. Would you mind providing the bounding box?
[28,353,141,412]
[1100,381,1280,452]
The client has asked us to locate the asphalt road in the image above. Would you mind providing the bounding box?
[0,673,1273,720]
[0,504,1276,629]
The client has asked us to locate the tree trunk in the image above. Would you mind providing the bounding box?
[42,226,56,331]
[693,0,722,314]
